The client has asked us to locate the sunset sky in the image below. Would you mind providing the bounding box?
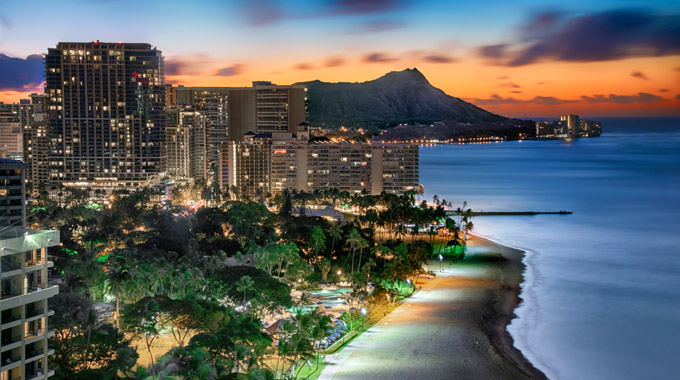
[0,0,678,118]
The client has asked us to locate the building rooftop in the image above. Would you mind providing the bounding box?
[0,158,25,164]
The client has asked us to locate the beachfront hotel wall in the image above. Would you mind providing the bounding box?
[223,133,419,198]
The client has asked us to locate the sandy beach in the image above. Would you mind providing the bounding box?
[319,234,546,380]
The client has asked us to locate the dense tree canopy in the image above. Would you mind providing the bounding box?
[31,184,470,379]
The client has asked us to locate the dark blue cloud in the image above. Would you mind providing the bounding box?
[477,44,507,60]
[241,0,409,27]
[479,9,680,66]
[0,54,43,91]
[519,10,565,40]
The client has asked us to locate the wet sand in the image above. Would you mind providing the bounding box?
[319,234,546,380]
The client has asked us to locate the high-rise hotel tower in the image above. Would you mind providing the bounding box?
[44,42,166,194]
[1,160,60,380]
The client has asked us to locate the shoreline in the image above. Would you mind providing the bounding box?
[468,233,547,380]
[317,233,548,379]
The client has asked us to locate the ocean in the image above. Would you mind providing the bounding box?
[418,117,680,380]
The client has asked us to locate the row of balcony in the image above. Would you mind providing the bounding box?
[0,359,53,380]
[1,309,46,325]
[0,284,49,301]
[0,258,50,275]
[1,329,49,347]
[1,347,46,363]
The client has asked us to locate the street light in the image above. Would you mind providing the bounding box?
[385,294,390,315]
[360,307,367,330]
[438,254,443,272]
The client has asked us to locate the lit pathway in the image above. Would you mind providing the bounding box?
[318,253,530,380]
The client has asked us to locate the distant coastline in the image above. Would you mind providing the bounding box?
[371,114,601,144]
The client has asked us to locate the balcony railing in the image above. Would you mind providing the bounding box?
[25,308,45,319]
[1,313,21,324]
[1,353,21,366]
[0,334,21,346]
[25,370,46,380]
[25,347,45,359]
[0,259,20,273]
[1,284,47,300]
[25,329,46,340]
[25,259,44,268]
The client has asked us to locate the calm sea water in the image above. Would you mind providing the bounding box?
[419,117,680,380]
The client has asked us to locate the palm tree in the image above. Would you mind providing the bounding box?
[356,238,369,273]
[236,275,255,304]
[309,226,326,265]
[346,228,361,276]
[105,252,130,329]
[455,202,474,254]
[328,223,342,257]
[308,310,331,375]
